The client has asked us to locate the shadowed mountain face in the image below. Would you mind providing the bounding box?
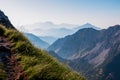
[48,25,120,80]
[48,28,100,59]
[24,33,49,49]
[48,28,101,59]
[39,36,57,45]
[0,10,15,29]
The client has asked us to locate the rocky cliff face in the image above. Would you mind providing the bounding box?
[48,25,120,80]
[48,28,100,59]
[0,10,15,29]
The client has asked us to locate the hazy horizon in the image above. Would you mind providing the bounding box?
[0,0,120,29]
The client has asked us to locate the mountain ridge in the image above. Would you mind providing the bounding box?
[0,10,15,29]
[48,25,120,80]
[24,33,49,49]
[0,10,85,80]
[21,21,100,38]
[0,25,86,80]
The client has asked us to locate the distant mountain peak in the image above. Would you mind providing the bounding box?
[48,24,120,79]
[75,23,101,31]
[44,21,54,25]
[24,21,101,38]
[82,23,95,27]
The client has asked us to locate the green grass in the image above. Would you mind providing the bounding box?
[0,25,86,80]
[0,62,7,79]
[0,25,7,79]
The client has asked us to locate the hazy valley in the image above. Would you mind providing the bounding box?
[0,0,120,80]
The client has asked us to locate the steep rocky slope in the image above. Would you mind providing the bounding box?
[0,25,85,80]
[48,25,120,80]
[48,28,100,59]
[0,10,85,80]
[0,36,26,80]
[0,10,14,29]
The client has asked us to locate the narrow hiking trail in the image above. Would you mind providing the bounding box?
[0,36,26,80]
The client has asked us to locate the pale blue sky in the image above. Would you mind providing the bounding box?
[0,0,120,28]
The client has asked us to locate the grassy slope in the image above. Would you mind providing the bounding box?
[0,26,7,79]
[0,25,85,80]
[0,62,6,79]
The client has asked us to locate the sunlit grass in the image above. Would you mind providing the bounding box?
[0,25,86,80]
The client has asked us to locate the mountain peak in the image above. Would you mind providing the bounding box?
[83,23,93,26]
[44,21,54,24]
[0,10,15,29]
[75,23,101,30]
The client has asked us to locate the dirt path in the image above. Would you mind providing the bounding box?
[0,36,26,80]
